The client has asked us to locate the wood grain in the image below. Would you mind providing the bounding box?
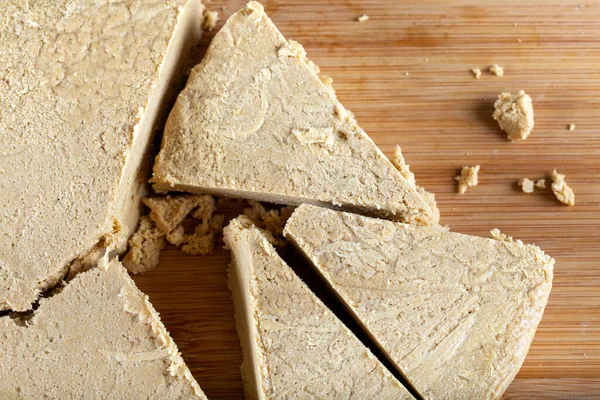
[134,0,600,398]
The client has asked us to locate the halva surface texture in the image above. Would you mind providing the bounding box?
[0,259,206,399]
[0,0,203,311]
[153,1,433,225]
[224,216,413,400]
[285,204,554,400]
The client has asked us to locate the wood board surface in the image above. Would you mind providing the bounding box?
[133,0,600,398]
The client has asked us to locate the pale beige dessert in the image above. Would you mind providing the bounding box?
[0,258,206,399]
[152,1,433,226]
[285,204,554,400]
[122,216,166,275]
[224,216,414,400]
[202,10,220,32]
[167,225,189,246]
[243,201,296,247]
[519,177,546,194]
[181,214,225,255]
[455,165,480,194]
[390,146,416,187]
[391,146,440,225]
[417,186,440,225]
[569,124,576,131]
[551,170,575,206]
[143,194,215,234]
[489,64,504,76]
[133,193,224,258]
[357,14,370,22]
[191,195,219,221]
[0,0,203,311]
[320,75,336,94]
[471,68,482,79]
[519,177,535,193]
[493,90,534,141]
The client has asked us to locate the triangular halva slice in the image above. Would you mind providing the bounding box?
[224,216,414,399]
[153,1,432,225]
[0,259,206,399]
[284,204,554,400]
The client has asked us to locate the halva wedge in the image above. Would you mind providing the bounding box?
[285,204,554,400]
[153,1,432,225]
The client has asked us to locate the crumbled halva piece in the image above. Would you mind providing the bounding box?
[181,214,225,256]
[152,1,433,225]
[357,14,370,22]
[390,145,440,224]
[243,201,295,247]
[455,165,480,194]
[493,90,534,141]
[519,177,535,193]
[243,201,269,223]
[278,40,307,60]
[390,145,417,188]
[143,194,214,234]
[166,225,188,246]
[519,177,547,193]
[0,259,206,399]
[0,0,203,312]
[122,216,166,275]
[569,124,576,131]
[471,68,482,79]
[181,232,215,256]
[320,75,335,94]
[551,170,575,206]
[490,64,504,76]
[306,59,321,74]
[137,194,225,256]
[417,186,441,226]
[190,195,218,221]
[535,179,546,189]
[224,216,413,399]
[262,207,295,238]
[202,10,219,32]
[284,204,554,400]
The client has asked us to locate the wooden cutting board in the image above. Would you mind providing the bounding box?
[133,0,600,398]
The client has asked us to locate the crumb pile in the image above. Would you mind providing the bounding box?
[123,194,225,273]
